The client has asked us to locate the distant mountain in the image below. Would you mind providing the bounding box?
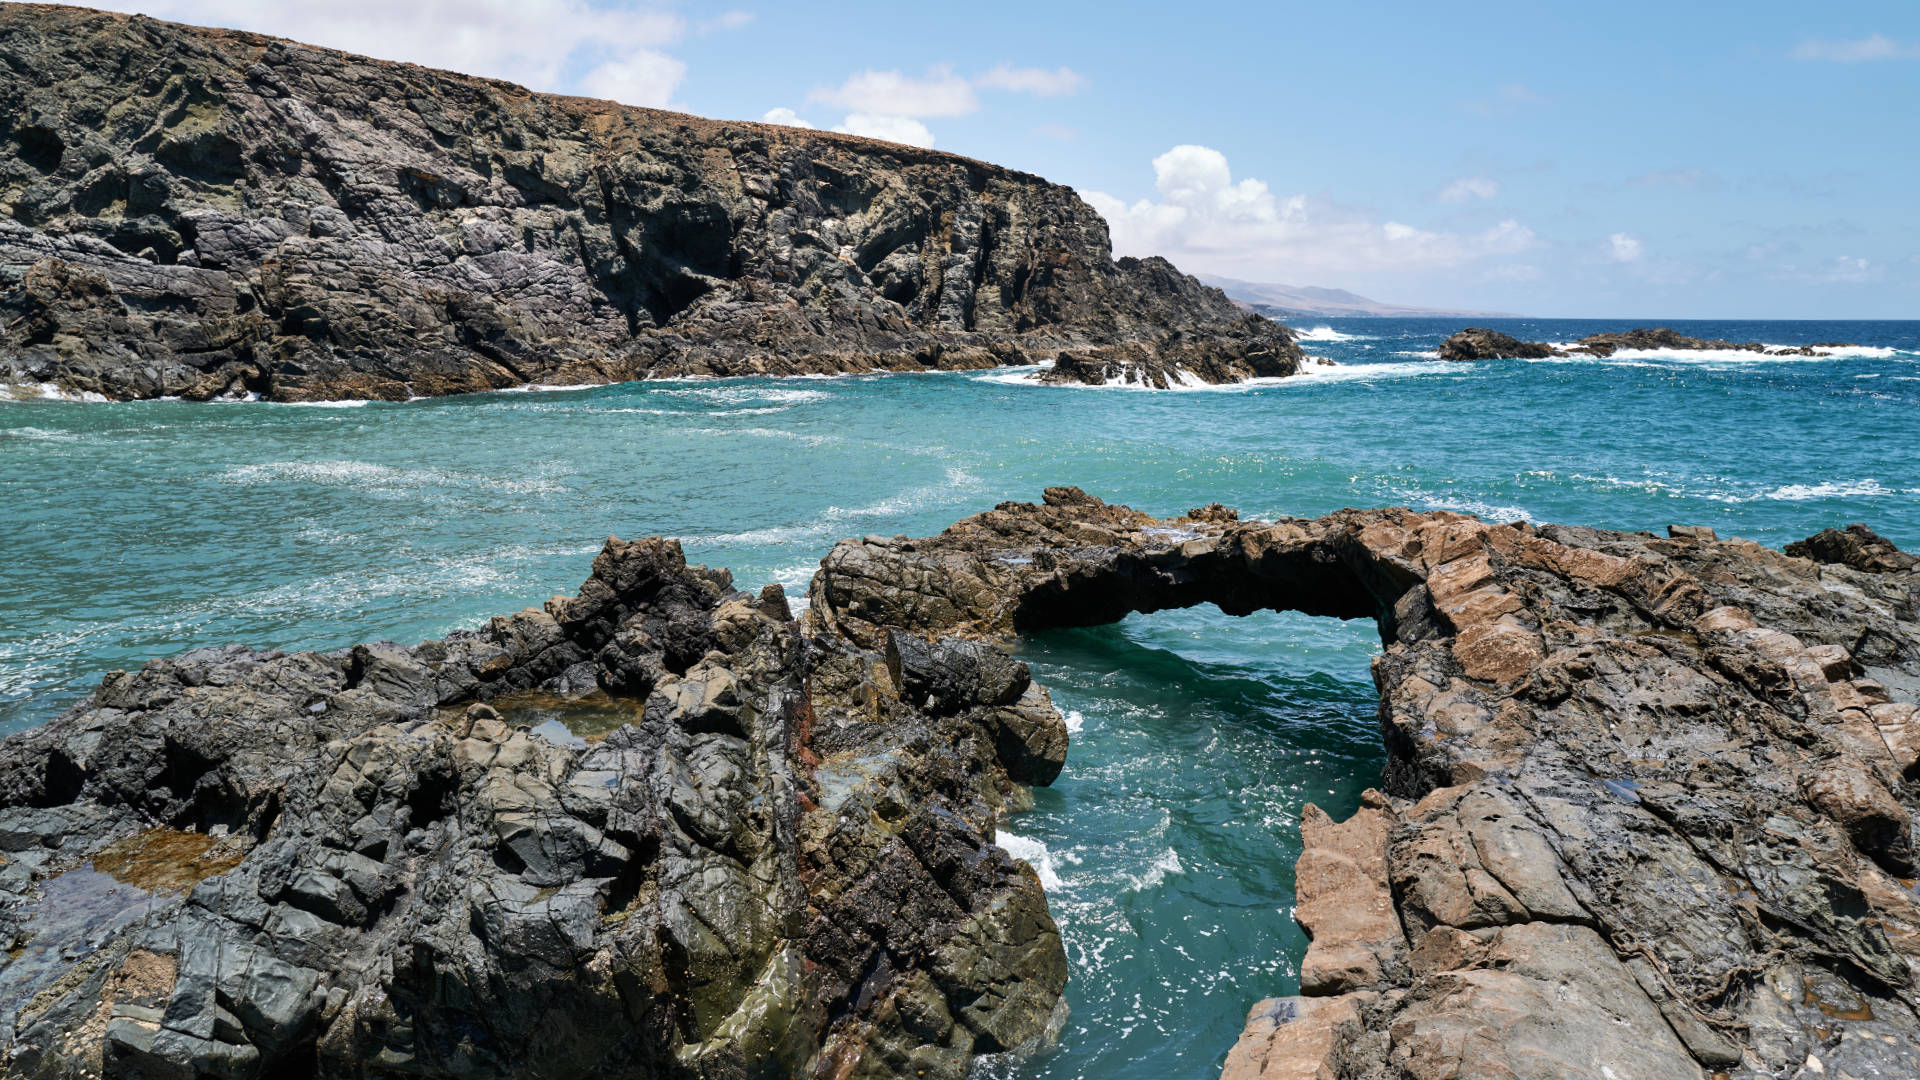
[1198,275,1514,319]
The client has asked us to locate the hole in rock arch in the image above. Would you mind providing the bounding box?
[992,605,1384,1080]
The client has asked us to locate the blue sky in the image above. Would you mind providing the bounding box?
[63,1,1920,317]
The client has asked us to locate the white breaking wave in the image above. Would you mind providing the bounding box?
[684,426,838,447]
[2,426,82,442]
[1063,709,1085,735]
[1286,359,1451,383]
[1,382,111,403]
[1526,344,1904,366]
[1125,848,1185,892]
[1399,494,1534,523]
[657,386,830,406]
[995,830,1066,891]
[1754,479,1911,501]
[685,467,985,547]
[1294,326,1368,342]
[219,460,564,495]
[496,381,612,395]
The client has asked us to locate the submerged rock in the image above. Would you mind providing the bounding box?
[808,488,1920,1080]
[1438,325,1862,361]
[0,5,1298,402]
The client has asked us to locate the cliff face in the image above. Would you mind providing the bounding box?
[0,4,1298,401]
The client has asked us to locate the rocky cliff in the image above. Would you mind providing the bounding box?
[0,4,1298,402]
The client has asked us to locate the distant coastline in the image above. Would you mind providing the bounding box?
[1199,274,1518,319]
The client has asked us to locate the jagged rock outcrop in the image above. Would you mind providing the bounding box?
[1786,522,1920,576]
[1438,325,1860,362]
[1434,327,1557,362]
[809,489,1920,1080]
[0,536,1068,1078]
[1030,316,1304,388]
[0,4,1297,401]
[8,488,1917,1078]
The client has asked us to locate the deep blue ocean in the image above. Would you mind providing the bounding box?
[3,317,1917,1077]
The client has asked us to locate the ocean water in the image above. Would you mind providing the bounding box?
[3,317,1918,1077]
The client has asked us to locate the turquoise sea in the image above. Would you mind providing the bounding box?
[4,318,1918,1077]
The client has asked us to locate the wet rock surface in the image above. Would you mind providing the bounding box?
[1438,325,1861,361]
[0,4,1298,402]
[807,488,1920,1080]
[0,536,1066,1078]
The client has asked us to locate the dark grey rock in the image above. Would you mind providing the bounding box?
[0,5,1299,402]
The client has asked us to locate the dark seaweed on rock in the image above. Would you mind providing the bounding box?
[0,4,1298,401]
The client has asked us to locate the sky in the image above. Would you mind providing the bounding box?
[48,0,1920,318]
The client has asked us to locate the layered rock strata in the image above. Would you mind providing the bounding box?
[808,489,1920,1080]
[0,537,1068,1078]
[0,4,1299,402]
[1439,325,1859,361]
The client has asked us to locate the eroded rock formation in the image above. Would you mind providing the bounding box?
[1438,325,1860,361]
[809,489,1920,1080]
[6,489,1917,1078]
[0,4,1299,401]
[0,537,1068,1078]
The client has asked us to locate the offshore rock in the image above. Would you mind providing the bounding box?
[1434,327,1556,362]
[807,488,1920,1080]
[0,4,1298,401]
[1786,522,1920,576]
[0,537,1067,1078]
[1438,325,1861,361]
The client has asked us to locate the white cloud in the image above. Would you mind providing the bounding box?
[810,66,978,118]
[832,114,935,148]
[578,53,688,108]
[701,11,755,33]
[1438,175,1500,203]
[976,65,1086,97]
[1793,34,1919,62]
[1608,233,1644,263]
[1082,145,1537,277]
[1811,256,1880,283]
[761,107,814,129]
[51,0,688,103]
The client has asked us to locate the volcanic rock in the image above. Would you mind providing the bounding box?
[808,488,1920,1080]
[1786,522,1920,575]
[7,488,1920,1077]
[0,536,1068,1078]
[1437,325,1861,362]
[0,4,1299,401]
[1434,327,1557,362]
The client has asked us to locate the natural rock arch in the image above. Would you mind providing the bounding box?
[1,489,1917,1079]
[811,487,1920,1080]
